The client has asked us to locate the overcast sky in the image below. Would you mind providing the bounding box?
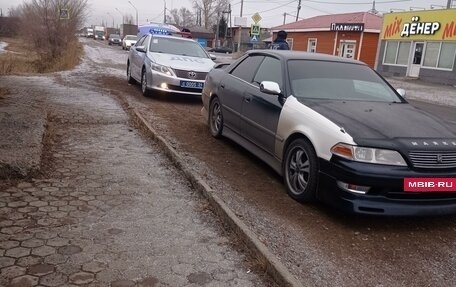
[0,0,454,28]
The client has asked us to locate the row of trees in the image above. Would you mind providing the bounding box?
[166,0,229,37]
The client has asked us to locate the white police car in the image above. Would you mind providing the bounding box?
[127,26,215,96]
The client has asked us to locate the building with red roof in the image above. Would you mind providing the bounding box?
[272,12,382,68]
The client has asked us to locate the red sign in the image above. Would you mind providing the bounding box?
[404,178,456,192]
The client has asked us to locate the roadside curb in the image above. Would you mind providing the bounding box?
[127,106,303,287]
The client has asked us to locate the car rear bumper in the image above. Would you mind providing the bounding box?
[317,157,456,216]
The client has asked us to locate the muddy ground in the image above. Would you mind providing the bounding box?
[2,37,456,286]
[78,39,456,286]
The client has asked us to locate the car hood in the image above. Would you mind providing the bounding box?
[300,99,456,150]
[148,52,215,72]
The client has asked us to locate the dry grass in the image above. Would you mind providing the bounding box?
[0,37,82,75]
[0,37,38,74]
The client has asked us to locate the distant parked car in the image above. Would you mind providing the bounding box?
[108,34,121,46]
[208,46,233,54]
[122,35,138,50]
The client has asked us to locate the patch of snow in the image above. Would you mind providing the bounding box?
[386,77,456,107]
[0,41,8,54]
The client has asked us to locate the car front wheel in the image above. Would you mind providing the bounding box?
[127,62,136,84]
[209,97,223,138]
[141,68,151,96]
[283,138,318,202]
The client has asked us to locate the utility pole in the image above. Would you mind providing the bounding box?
[296,0,301,21]
[283,12,286,25]
[447,0,452,8]
[128,1,138,26]
[215,11,220,47]
[223,4,231,44]
[237,0,244,52]
[115,8,123,26]
[163,0,166,23]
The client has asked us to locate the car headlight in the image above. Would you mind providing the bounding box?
[151,63,175,77]
[330,143,407,166]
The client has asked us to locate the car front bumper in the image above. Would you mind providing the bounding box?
[148,70,205,96]
[318,157,456,216]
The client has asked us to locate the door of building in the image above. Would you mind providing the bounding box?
[408,42,424,78]
[339,42,356,59]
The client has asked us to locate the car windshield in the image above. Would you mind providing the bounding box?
[125,35,137,40]
[149,37,208,58]
[110,34,120,39]
[288,60,403,103]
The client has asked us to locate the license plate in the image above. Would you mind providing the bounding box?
[404,178,456,192]
[180,81,203,89]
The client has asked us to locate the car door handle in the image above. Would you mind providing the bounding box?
[220,84,225,89]
[244,96,251,103]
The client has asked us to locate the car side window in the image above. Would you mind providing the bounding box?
[230,55,264,83]
[253,57,283,88]
[136,35,146,47]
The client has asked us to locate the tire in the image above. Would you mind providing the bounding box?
[127,62,136,84]
[283,138,318,202]
[141,68,151,97]
[209,97,223,138]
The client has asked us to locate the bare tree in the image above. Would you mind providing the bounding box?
[18,0,88,63]
[192,0,228,29]
[169,7,195,28]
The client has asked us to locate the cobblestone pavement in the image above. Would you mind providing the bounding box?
[0,76,272,287]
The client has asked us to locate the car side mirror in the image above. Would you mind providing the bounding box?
[209,54,216,61]
[136,46,146,53]
[396,88,406,98]
[260,81,281,95]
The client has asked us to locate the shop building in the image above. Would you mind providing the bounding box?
[272,12,382,68]
[376,9,456,85]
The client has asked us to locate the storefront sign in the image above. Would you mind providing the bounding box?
[330,23,364,32]
[381,9,456,41]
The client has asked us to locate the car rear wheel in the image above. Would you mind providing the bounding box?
[209,97,223,138]
[127,62,136,84]
[284,138,318,202]
[141,68,151,97]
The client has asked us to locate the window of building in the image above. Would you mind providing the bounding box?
[286,38,294,50]
[439,43,456,69]
[383,41,411,66]
[424,42,456,70]
[307,38,317,53]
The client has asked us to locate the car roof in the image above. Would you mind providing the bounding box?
[246,50,366,65]
[147,33,196,43]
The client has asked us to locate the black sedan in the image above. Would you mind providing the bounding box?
[201,50,456,216]
[108,34,121,46]
[208,46,233,54]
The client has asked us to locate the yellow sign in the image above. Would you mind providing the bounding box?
[250,24,260,36]
[252,12,262,24]
[381,9,456,41]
